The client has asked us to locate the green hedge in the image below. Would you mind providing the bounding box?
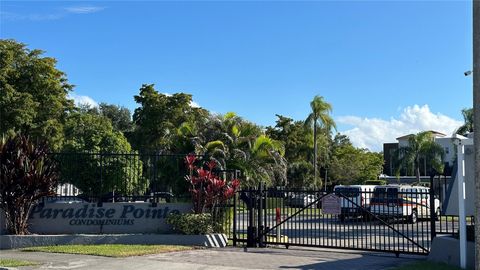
[166,213,214,235]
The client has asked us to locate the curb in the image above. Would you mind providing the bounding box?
[0,234,228,250]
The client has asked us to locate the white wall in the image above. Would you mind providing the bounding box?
[444,144,476,216]
[434,137,456,165]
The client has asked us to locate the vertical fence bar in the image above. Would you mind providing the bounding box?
[233,192,237,246]
[257,183,263,247]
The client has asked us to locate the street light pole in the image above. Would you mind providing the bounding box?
[473,0,479,269]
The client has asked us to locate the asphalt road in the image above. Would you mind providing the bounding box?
[231,213,460,254]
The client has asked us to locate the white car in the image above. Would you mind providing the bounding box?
[370,185,441,224]
[285,194,317,208]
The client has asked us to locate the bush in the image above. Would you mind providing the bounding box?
[0,134,59,235]
[364,180,387,185]
[166,213,214,235]
[184,154,240,214]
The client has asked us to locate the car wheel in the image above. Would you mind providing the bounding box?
[409,210,418,224]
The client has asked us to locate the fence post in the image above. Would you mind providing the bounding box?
[247,188,256,247]
[429,171,437,240]
[99,152,104,205]
[257,182,265,248]
[233,192,237,247]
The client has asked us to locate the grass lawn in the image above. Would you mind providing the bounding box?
[22,244,194,257]
[393,261,462,270]
[0,258,39,267]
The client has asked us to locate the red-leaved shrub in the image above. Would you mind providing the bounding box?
[184,154,240,214]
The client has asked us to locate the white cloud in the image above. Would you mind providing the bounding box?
[337,104,463,152]
[0,11,64,21]
[69,93,98,108]
[64,6,105,14]
[1,6,104,22]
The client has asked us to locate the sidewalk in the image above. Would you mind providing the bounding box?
[0,247,424,270]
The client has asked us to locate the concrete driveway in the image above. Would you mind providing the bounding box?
[0,247,424,270]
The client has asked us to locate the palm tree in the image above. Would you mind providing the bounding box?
[394,131,444,184]
[214,113,287,187]
[456,108,473,135]
[304,96,335,189]
[230,135,287,187]
[180,113,286,187]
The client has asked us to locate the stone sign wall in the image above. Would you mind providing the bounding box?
[1,202,192,235]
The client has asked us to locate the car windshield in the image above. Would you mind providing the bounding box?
[334,188,359,198]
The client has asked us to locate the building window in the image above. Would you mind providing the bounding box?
[445,147,449,154]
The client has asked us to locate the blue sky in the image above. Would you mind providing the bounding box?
[0,1,473,151]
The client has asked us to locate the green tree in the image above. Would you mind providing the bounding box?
[98,103,133,134]
[359,151,384,181]
[304,96,335,188]
[131,84,208,152]
[266,115,312,162]
[266,115,318,188]
[232,135,287,187]
[328,134,383,185]
[184,112,285,187]
[394,131,444,183]
[286,161,315,189]
[61,111,145,196]
[456,108,473,135]
[0,39,74,149]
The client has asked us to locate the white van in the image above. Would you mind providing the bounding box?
[370,185,441,224]
[333,185,376,221]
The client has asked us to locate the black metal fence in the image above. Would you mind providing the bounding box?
[223,186,473,256]
[46,152,472,256]
[49,152,208,202]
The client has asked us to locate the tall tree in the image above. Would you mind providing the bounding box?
[231,135,287,187]
[394,131,444,183]
[98,103,133,134]
[61,111,145,196]
[456,108,474,135]
[304,96,335,188]
[266,115,316,188]
[0,39,74,149]
[184,112,285,187]
[131,84,208,152]
[266,114,312,162]
[328,134,383,185]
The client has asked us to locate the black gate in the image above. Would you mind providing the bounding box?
[223,184,468,256]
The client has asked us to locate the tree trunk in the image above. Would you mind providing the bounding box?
[473,0,480,268]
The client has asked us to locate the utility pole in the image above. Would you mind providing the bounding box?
[473,0,479,269]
